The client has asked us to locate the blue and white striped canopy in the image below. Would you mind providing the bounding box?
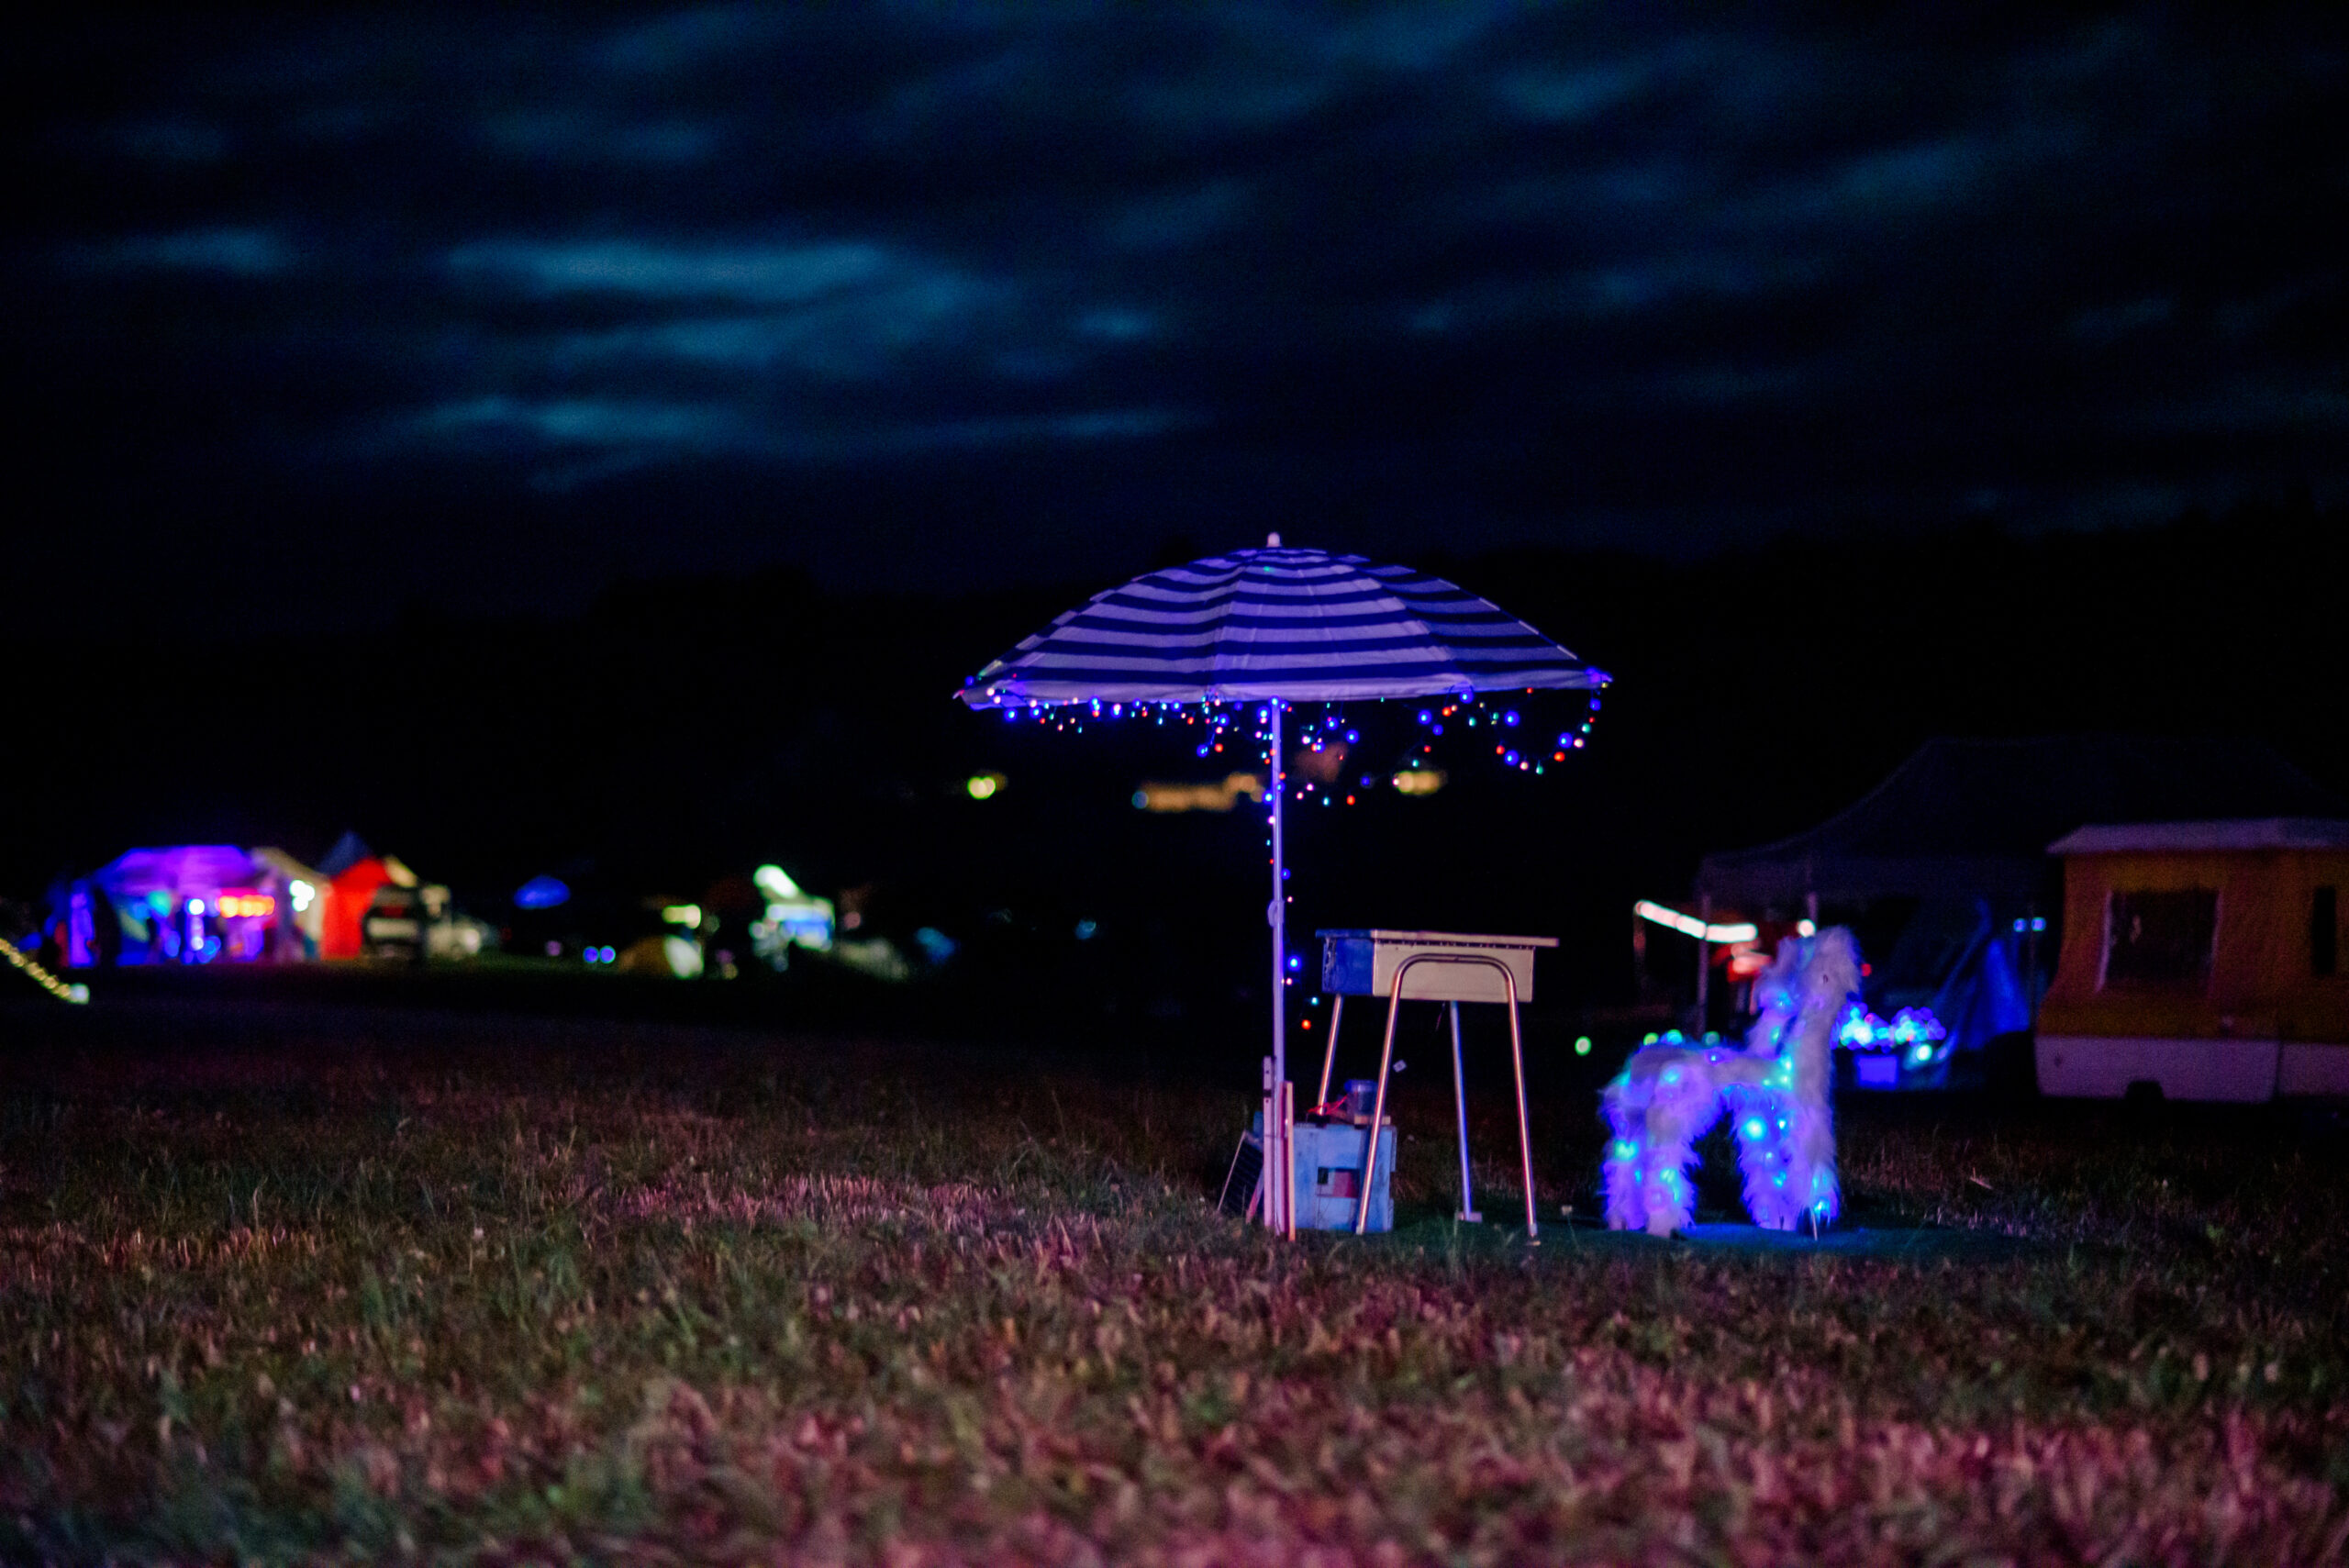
[958,543,1609,706]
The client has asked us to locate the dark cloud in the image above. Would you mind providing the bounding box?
[10,4,2345,628]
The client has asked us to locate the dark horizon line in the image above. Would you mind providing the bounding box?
[24,489,2332,652]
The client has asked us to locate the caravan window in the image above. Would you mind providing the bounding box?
[2103,889,2218,990]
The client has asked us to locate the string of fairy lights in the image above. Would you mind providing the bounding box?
[993,685,1609,806]
[0,935,90,1004]
[985,684,1612,1029]
[986,686,1614,1026]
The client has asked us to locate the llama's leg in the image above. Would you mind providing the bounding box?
[1731,1092,1798,1229]
[1634,1066,1716,1237]
[1639,1134,1698,1237]
[1734,1083,1842,1231]
[1773,926,1854,1231]
[1785,1097,1840,1228]
[1600,1084,1647,1231]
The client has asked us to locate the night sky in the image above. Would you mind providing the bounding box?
[12,5,2345,635]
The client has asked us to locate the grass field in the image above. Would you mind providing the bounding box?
[3,995,2345,1564]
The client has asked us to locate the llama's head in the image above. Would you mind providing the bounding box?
[1801,928,1863,1017]
[1787,927,1863,1084]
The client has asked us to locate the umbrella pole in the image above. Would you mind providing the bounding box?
[1267,700,1289,1236]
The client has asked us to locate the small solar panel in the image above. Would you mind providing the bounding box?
[1217,1131,1263,1218]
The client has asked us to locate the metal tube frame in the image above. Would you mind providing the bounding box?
[1314,988,1476,1220]
[1355,953,1539,1241]
[1448,1002,1481,1223]
[1264,702,1287,1236]
[1315,994,1345,1109]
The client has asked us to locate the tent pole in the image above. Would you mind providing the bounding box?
[1266,699,1288,1236]
[1696,892,1712,1035]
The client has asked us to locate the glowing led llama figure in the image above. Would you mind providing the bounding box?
[1601,928,1860,1237]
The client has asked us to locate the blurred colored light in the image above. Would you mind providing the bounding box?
[1634,900,1757,943]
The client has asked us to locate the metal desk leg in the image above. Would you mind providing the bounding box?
[1504,975,1538,1242]
[1356,954,1541,1240]
[1354,980,1406,1235]
[1449,1002,1481,1221]
[1316,995,1344,1110]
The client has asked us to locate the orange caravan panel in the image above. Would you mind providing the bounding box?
[2035,821,2349,1101]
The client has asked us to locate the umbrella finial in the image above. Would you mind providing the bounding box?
[1266,531,1281,547]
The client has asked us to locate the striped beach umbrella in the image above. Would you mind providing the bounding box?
[958,537,1609,1232]
[956,539,1604,706]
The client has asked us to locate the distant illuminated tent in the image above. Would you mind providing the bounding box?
[63,845,288,966]
[95,845,257,905]
[250,847,332,958]
[749,862,834,963]
[957,538,1608,1236]
[322,852,417,960]
[317,829,373,880]
[1131,773,1265,814]
[617,932,705,978]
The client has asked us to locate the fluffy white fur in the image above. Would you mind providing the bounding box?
[1601,929,1859,1237]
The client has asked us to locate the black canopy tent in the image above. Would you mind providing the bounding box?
[1674,737,2345,1084]
[1697,736,2343,911]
